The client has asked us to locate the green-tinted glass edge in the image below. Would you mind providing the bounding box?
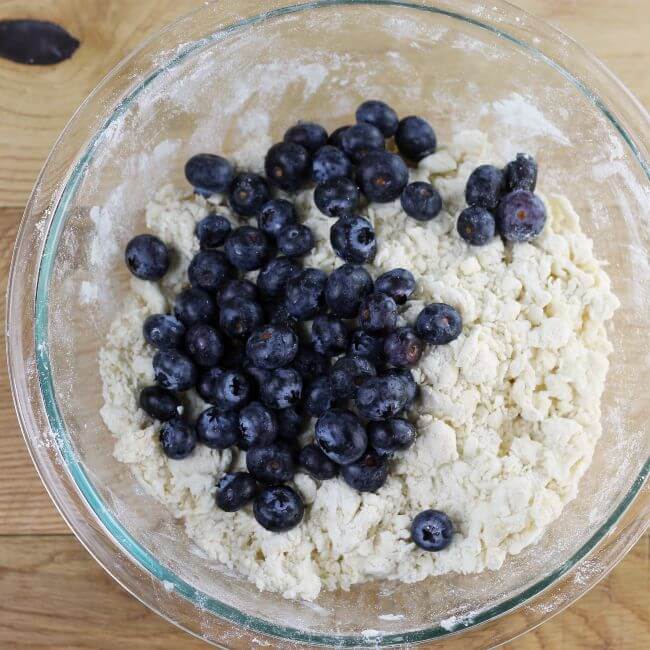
[33,1,650,646]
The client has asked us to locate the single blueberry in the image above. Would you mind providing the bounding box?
[125,234,170,280]
[217,279,258,307]
[311,145,353,184]
[276,407,304,440]
[185,324,224,367]
[219,296,264,339]
[196,367,224,404]
[173,287,217,326]
[349,329,385,365]
[153,349,197,391]
[505,153,538,192]
[465,164,505,210]
[368,418,416,456]
[415,303,462,345]
[225,225,272,272]
[246,441,296,484]
[310,314,349,357]
[277,223,314,258]
[411,509,454,551]
[356,151,409,203]
[355,99,399,137]
[330,216,377,264]
[284,268,327,320]
[325,263,374,318]
[496,189,546,242]
[229,172,270,216]
[139,386,181,421]
[291,346,329,381]
[395,115,436,161]
[400,182,442,221]
[216,472,257,512]
[341,123,385,164]
[257,199,297,238]
[260,368,303,410]
[341,450,389,492]
[257,256,302,300]
[265,141,311,191]
[329,355,377,399]
[383,327,424,367]
[327,124,351,149]
[159,417,196,459]
[284,121,328,154]
[238,401,278,449]
[374,268,415,305]
[253,485,304,532]
[184,153,233,196]
[384,367,418,407]
[304,376,336,417]
[195,212,231,249]
[355,374,411,421]
[188,250,233,292]
[457,205,496,246]
[314,176,360,218]
[358,292,398,333]
[298,443,339,480]
[196,407,240,449]
[143,314,186,350]
[315,408,368,465]
[246,324,299,370]
[213,369,251,410]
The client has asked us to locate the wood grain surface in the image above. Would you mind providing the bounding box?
[0,0,647,647]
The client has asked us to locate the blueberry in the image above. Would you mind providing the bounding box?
[195,212,231,250]
[356,151,408,203]
[291,346,329,381]
[310,315,349,357]
[143,314,186,350]
[216,472,257,512]
[415,303,462,344]
[368,418,416,456]
[196,367,224,403]
[315,409,367,465]
[358,292,398,333]
[196,407,240,449]
[349,329,384,365]
[225,226,272,272]
[188,250,233,292]
[159,417,196,459]
[219,297,264,338]
[184,153,233,196]
[330,355,376,399]
[465,164,505,210]
[457,206,496,246]
[185,324,224,367]
[247,441,296,484]
[304,376,336,417]
[341,123,385,164]
[328,124,351,149]
[395,115,436,161]
[260,368,302,410]
[355,374,410,421]
[125,234,170,280]
[265,142,311,191]
[341,450,389,492]
[246,324,299,369]
[139,386,181,421]
[330,216,377,264]
[311,145,353,184]
[284,268,327,320]
[238,401,278,449]
[266,301,299,328]
[173,287,217,326]
[355,100,398,137]
[217,279,258,306]
[213,369,251,410]
[505,153,537,192]
[242,359,271,387]
[277,223,314,258]
[284,121,328,154]
[257,199,297,238]
[325,263,374,318]
[257,256,302,300]
[385,367,418,407]
[276,407,304,440]
[153,349,197,391]
[299,443,338,480]
[314,176,360,218]
[400,182,442,221]
[496,189,546,242]
[229,172,270,216]
[254,485,304,532]
[374,268,415,305]
[384,327,423,367]
[411,509,453,551]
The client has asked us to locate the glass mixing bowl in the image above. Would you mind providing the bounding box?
[7,1,649,647]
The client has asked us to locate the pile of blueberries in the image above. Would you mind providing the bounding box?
[122,100,544,550]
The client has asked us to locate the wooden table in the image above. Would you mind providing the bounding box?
[0,1,647,647]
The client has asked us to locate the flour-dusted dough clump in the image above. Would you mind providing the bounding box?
[99,131,618,601]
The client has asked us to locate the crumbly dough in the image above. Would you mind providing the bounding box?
[99,130,618,601]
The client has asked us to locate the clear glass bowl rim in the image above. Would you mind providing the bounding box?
[7,0,650,647]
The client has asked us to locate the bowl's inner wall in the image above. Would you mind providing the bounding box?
[45,3,649,636]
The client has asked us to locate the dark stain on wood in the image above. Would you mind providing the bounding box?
[0,19,79,65]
